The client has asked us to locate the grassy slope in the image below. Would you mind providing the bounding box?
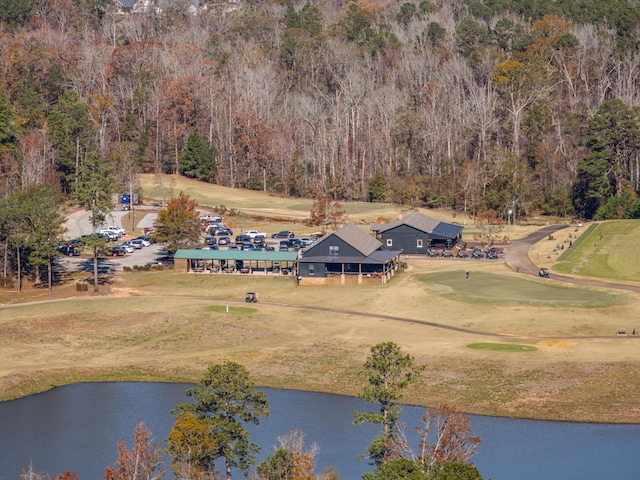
[553,220,640,281]
[139,174,462,224]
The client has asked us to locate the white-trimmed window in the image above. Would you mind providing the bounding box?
[329,245,339,256]
[309,265,315,276]
[417,239,423,248]
[386,238,393,247]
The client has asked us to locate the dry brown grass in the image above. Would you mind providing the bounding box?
[2,257,640,424]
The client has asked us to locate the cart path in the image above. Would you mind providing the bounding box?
[2,293,638,342]
[504,224,640,293]
[3,225,640,340]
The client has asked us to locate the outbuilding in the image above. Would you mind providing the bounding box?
[371,212,463,254]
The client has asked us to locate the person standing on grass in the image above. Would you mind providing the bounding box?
[466,270,470,279]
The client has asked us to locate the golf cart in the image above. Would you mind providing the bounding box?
[539,268,549,278]
[245,292,258,303]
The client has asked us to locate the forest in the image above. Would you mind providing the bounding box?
[2,0,640,221]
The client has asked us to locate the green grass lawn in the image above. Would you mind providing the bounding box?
[467,343,538,352]
[206,305,257,314]
[553,220,640,281]
[418,270,625,307]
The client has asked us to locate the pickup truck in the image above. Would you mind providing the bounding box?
[99,226,126,238]
[245,229,267,239]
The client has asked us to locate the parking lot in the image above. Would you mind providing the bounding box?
[60,208,168,272]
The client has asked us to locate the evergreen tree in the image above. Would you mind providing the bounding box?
[172,362,269,480]
[179,129,218,183]
[73,151,116,291]
[354,342,423,466]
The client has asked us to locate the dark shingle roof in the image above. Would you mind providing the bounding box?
[333,223,382,256]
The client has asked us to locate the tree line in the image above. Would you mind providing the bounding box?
[2,0,640,229]
[17,343,483,480]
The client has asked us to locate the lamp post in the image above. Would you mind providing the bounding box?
[508,209,512,242]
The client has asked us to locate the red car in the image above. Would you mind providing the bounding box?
[110,246,127,256]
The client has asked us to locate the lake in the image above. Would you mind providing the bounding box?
[0,382,639,479]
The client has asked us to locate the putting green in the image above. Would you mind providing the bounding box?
[468,343,538,352]
[206,305,257,314]
[418,271,624,307]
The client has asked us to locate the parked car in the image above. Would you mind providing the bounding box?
[299,237,316,247]
[205,236,217,246]
[98,231,119,242]
[203,245,219,250]
[235,234,251,245]
[135,235,153,246]
[129,239,145,249]
[264,245,276,252]
[210,227,232,236]
[253,234,266,245]
[110,246,127,256]
[289,238,303,250]
[218,236,230,245]
[57,245,79,256]
[200,214,222,223]
[99,225,126,237]
[143,226,156,235]
[240,241,253,251]
[245,229,267,239]
[117,243,136,253]
[272,230,295,239]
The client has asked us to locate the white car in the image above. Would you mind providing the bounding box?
[134,237,151,247]
[245,229,267,239]
[117,242,135,253]
[299,237,317,247]
[128,239,145,249]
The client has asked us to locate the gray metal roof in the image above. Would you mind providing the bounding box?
[373,212,441,234]
[431,222,463,239]
[328,223,382,256]
[174,249,299,261]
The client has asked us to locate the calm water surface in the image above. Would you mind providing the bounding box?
[0,382,639,479]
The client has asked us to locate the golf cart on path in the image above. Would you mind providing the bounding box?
[539,268,549,278]
[245,292,258,303]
